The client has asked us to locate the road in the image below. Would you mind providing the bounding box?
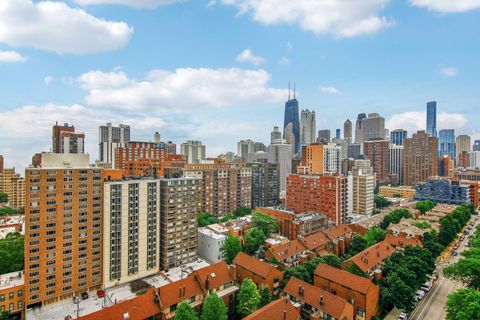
[409,216,478,320]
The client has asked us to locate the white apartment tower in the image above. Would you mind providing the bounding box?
[300,109,316,145]
[99,123,130,167]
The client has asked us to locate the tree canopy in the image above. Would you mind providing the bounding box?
[415,200,436,214]
[244,227,266,255]
[364,227,387,246]
[252,212,278,237]
[439,204,473,246]
[446,288,480,320]
[234,206,251,217]
[174,302,198,320]
[258,286,272,308]
[237,279,260,318]
[201,293,227,320]
[381,208,412,229]
[198,212,219,227]
[221,235,242,264]
[0,232,24,274]
[374,195,391,209]
[0,192,7,204]
[349,235,368,256]
[0,207,17,217]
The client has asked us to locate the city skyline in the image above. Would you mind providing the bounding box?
[1,1,479,171]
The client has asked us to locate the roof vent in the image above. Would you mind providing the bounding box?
[123,313,130,319]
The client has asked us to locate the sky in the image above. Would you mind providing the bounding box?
[1,0,480,171]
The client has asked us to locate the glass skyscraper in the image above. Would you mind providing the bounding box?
[284,96,300,154]
[390,129,408,145]
[426,101,437,137]
[439,129,456,162]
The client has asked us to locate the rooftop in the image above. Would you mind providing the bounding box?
[267,239,308,262]
[300,231,330,250]
[198,227,226,240]
[233,252,280,279]
[244,297,301,320]
[162,259,210,282]
[0,271,24,290]
[314,263,377,295]
[343,241,396,272]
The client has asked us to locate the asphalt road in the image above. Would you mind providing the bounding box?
[409,216,479,320]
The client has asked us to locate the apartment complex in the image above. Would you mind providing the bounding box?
[180,140,206,164]
[267,140,293,193]
[250,162,279,208]
[0,167,25,208]
[159,177,200,270]
[52,123,85,154]
[415,179,471,205]
[301,144,342,175]
[0,271,24,317]
[363,139,389,184]
[114,141,167,172]
[25,154,103,308]
[98,123,130,167]
[183,163,252,217]
[403,131,438,185]
[379,185,416,200]
[286,174,348,225]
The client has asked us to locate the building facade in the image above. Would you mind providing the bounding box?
[52,123,85,154]
[25,154,103,308]
[426,101,437,137]
[98,123,130,167]
[363,140,390,184]
[284,94,300,154]
[114,141,167,172]
[390,129,407,146]
[439,129,456,163]
[0,167,25,208]
[250,162,279,208]
[389,144,404,185]
[344,119,353,143]
[180,140,206,164]
[237,139,255,160]
[300,109,316,145]
[415,179,471,205]
[317,130,331,143]
[267,141,292,193]
[403,131,439,186]
[355,113,385,147]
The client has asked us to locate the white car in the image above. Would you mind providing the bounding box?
[398,312,409,320]
[416,290,425,301]
[421,281,432,292]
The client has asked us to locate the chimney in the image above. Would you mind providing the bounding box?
[320,295,324,306]
[206,275,210,291]
[179,287,182,297]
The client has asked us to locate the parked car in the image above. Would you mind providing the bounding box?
[398,312,409,320]
[451,251,458,256]
[460,235,466,241]
[421,281,432,292]
[416,290,425,301]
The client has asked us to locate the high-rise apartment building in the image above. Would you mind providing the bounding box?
[285,123,296,154]
[0,155,3,173]
[103,178,161,287]
[363,139,390,184]
[389,144,404,185]
[98,123,130,167]
[347,144,361,159]
[390,129,408,146]
[25,153,103,308]
[300,109,316,145]
[165,141,177,155]
[285,174,348,225]
[439,155,454,177]
[355,113,385,146]
[52,122,85,154]
[283,91,300,154]
[317,130,331,143]
[182,164,252,217]
[115,141,167,172]
[456,135,471,156]
[301,144,342,175]
[250,162,279,208]
[350,161,375,215]
[344,119,352,143]
[237,139,255,160]
[439,129,456,162]
[331,138,348,162]
[470,151,480,168]
[180,140,206,164]
[271,126,282,144]
[267,141,292,193]
[426,101,437,137]
[159,177,200,270]
[404,131,438,185]
[0,165,25,208]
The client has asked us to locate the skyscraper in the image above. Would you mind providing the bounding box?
[271,126,282,144]
[404,131,439,185]
[390,129,408,146]
[335,129,341,139]
[283,86,300,154]
[267,141,292,193]
[456,135,471,155]
[474,140,480,152]
[363,139,390,184]
[344,119,352,143]
[99,123,130,167]
[439,129,456,162]
[354,113,385,149]
[285,123,296,154]
[237,139,255,160]
[354,113,367,144]
[52,122,85,154]
[300,109,316,145]
[317,129,331,143]
[180,140,206,164]
[250,162,279,208]
[426,101,437,137]
[389,144,404,184]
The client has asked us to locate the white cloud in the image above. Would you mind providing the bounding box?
[278,56,290,65]
[236,49,265,66]
[44,76,53,86]
[77,67,286,111]
[387,111,468,133]
[74,0,187,9]
[0,0,133,54]
[409,0,480,13]
[206,0,216,8]
[439,66,459,77]
[220,0,393,37]
[319,86,341,95]
[0,50,27,63]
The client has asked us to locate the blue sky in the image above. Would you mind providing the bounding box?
[1,0,480,170]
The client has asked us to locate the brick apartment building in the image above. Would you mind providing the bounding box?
[232,253,283,294]
[286,174,348,225]
[403,131,438,186]
[363,139,390,184]
[114,141,168,171]
[182,163,252,217]
[244,297,301,320]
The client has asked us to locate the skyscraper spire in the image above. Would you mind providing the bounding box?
[288,82,291,100]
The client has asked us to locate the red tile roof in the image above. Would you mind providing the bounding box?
[194,261,234,292]
[267,239,308,262]
[322,225,353,241]
[384,234,423,248]
[284,277,352,320]
[300,231,330,251]
[243,297,301,320]
[314,263,378,295]
[233,252,279,279]
[78,288,161,320]
[343,241,395,272]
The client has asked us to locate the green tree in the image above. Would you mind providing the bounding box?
[446,288,480,320]
[0,207,17,217]
[282,265,310,286]
[349,235,368,256]
[380,273,416,312]
[422,230,444,258]
[252,213,278,237]
[416,200,436,214]
[0,192,7,203]
[220,213,235,223]
[0,311,16,320]
[234,206,251,217]
[0,232,24,274]
[258,286,272,308]
[381,208,412,229]
[411,220,432,229]
[237,279,260,318]
[220,235,242,264]
[198,212,219,227]
[244,227,266,254]
[364,227,387,246]
[444,250,480,290]
[321,254,343,269]
[175,302,198,320]
[374,195,391,209]
[201,293,227,320]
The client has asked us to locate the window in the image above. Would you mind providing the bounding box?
[0,294,4,302]
[9,292,14,299]
[17,290,22,297]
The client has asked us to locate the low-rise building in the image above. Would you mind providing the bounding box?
[415,179,471,205]
[322,225,354,257]
[299,231,331,256]
[379,185,416,200]
[243,297,301,320]
[232,253,282,294]
[342,242,396,278]
[264,239,309,269]
[314,263,379,320]
[198,227,226,263]
[0,271,24,317]
[284,277,354,320]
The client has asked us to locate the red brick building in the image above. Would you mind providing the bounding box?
[363,139,389,184]
[314,263,379,320]
[286,174,348,225]
[342,242,396,278]
[244,297,301,320]
[264,239,310,270]
[232,253,283,294]
[114,141,167,171]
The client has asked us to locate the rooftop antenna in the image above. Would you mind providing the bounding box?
[288,82,291,100]
[294,83,296,99]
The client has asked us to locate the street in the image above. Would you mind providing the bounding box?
[409,216,478,320]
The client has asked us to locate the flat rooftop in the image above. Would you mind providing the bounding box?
[161,258,210,282]
[0,271,24,290]
[199,227,226,239]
